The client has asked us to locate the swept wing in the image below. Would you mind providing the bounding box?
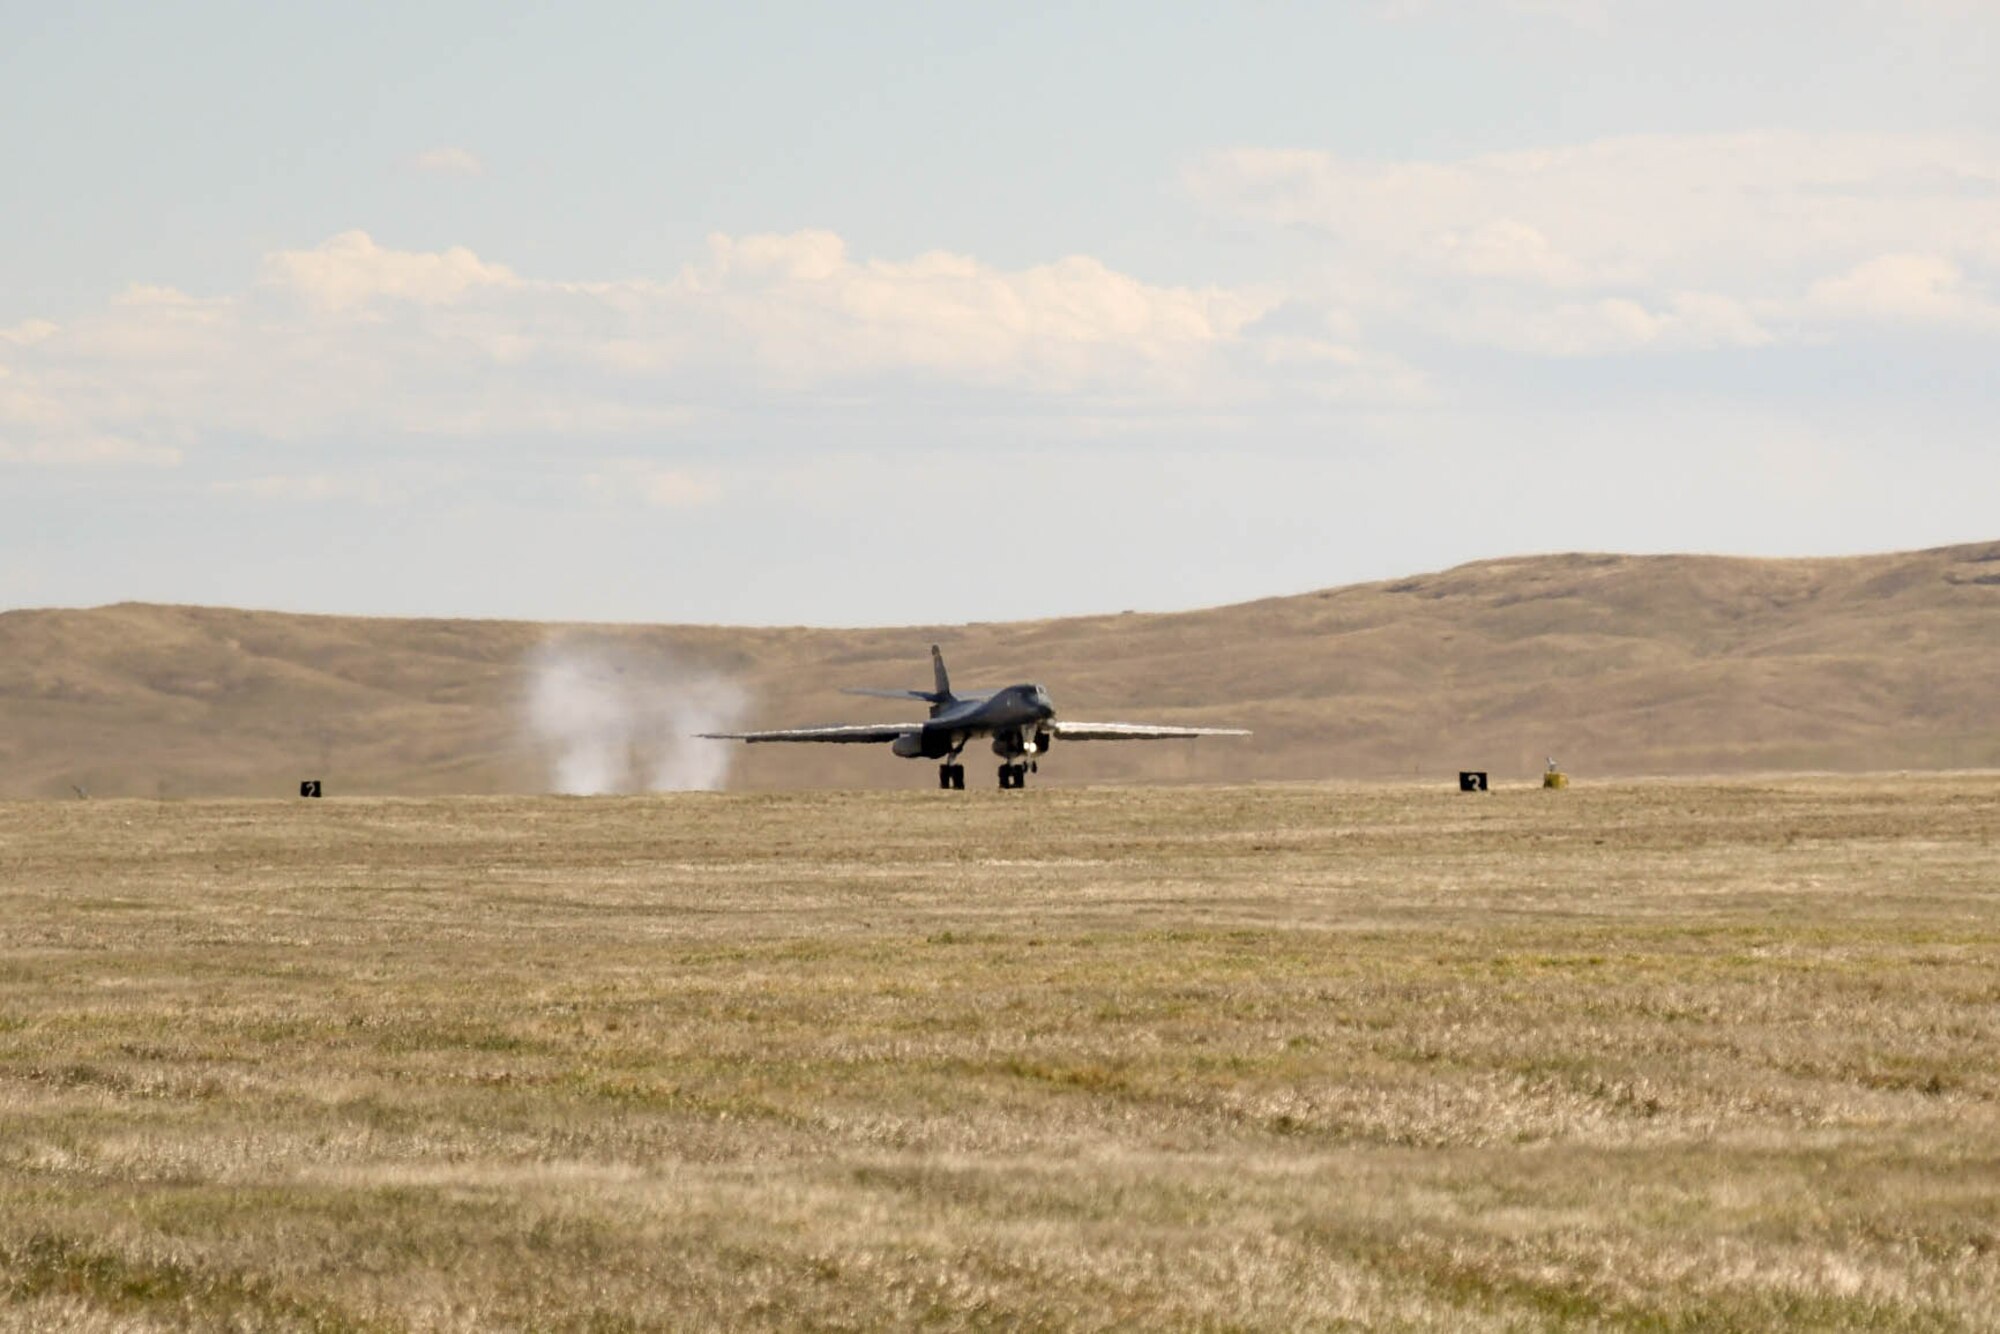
[1049,721,1250,741]
[698,723,922,744]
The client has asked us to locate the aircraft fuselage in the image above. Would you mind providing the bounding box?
[891,683,1056,760]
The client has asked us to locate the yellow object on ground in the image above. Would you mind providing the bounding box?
[1544,771,1570,789]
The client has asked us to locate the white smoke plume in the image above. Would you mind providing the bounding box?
[523,636,751,793]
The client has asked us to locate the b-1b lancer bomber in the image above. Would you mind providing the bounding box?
[702,646,1249,789]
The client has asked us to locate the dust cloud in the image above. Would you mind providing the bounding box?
[523,637,750,793]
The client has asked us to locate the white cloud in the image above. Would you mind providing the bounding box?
[0,230,1292,466]
[1437,219,1601,287]
[1,319,58,346]
[582,462,723,510]
[0,432,181,467]
[263,230,517,311]
[1437,290,1774,357]
[209,473,407,504]
[1807,252,2000,329]
[409,146,485,176]
[7,158,1994,494]
[673,230,1274,386]
[1,354,182,467]
[1188,131,2000,353]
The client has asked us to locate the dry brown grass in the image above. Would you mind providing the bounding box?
[2,542,1998,797]
[2,775,1996,1329]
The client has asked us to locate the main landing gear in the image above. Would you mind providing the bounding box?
[939,762,1035,790]
[940,733,1044,791]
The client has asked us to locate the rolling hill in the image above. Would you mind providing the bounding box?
[1,543,1996,797]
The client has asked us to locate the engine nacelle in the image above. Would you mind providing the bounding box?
[893,731,954,760]
[993,729,1046,759]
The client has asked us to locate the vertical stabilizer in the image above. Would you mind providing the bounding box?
[930,645,953,702]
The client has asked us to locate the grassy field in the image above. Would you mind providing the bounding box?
[2,776,1996,1330]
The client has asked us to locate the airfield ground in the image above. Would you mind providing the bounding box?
[1,776,1995,1330]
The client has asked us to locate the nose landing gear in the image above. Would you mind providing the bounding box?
[998,763,1031,789]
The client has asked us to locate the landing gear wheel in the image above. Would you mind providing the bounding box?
[939,763,966,790]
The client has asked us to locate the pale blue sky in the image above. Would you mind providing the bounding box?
[3,1,1995,622]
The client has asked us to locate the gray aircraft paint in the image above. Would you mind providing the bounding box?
[700,646,1247,789]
